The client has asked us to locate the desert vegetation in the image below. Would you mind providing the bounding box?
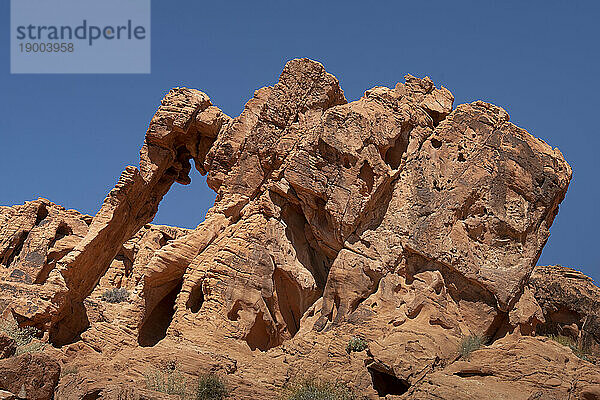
[145,367,187,397]
[195,373,229,400]
[346,336,368,354]
[547,334,595,363]
[281,379,367,400]
[0,319,45,355]
[145,367,228,399]
[458,335,486,360]
[101,287,130,303]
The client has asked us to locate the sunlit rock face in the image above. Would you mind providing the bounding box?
[1,59,592,400]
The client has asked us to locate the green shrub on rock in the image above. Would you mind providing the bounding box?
[346,336,368,354]
[0,319,45,355]
[195,373,228,400]
[282,379,366,400]
[459,335,486,360]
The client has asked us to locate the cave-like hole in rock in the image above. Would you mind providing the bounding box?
[35,204,48,226]
[51,222,73,247]
[369,367,409,396]
[186,282,204,313]
[246,311,271,351]
[273,269,301,337]
[114,252,133,278]
[227,300,243,321]
[138,279,183,347]
[384,135,408,170]
[81,390,102,400]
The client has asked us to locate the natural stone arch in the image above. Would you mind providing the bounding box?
[15,58,348,347]
[9,58,572,362]
[12,88,230,345]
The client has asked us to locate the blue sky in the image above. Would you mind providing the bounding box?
[1,1,598,282]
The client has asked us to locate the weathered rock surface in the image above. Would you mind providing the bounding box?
[0,333,16,360]
[0,198,90,287]
[407,335,600,400]
[0,58,597,399]
[0,352,60,400]
[530,265,600,355]
[0,390,17,400]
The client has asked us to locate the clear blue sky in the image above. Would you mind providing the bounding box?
[1,1,598,282]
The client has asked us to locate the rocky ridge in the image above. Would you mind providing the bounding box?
[0,58,598,399]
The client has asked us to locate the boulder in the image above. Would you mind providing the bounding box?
[0,353,60,400]
[530,265,600,356]
[407,336,600,399]
[0,333,15,360]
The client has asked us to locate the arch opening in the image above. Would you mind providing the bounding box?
[152,160,216,229]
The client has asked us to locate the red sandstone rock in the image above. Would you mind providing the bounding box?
[529,265,600,357]
[0,59,595,399]
[0,353,60,400]
[0,333,15,360]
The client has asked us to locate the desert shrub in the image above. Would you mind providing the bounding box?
[102,287,129,303]
[281,379,366,400]
[459,335,486,360]
[548,334,592,362]
[346,336,368,354]
[0,319,45,355]
[144,367,187,397]
[195,373,228,400]
[17,340,45,355]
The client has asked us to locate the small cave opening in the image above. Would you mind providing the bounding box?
[431,138,443,149]
[227,300,243,321]
[55,222,73,240]
[368,367,409,396]
[114,252,133,278]
[246,311,271,352]
[186,282,204,313]
[138,279,183,347]
[383,135,408,170]
[429,111,446,127]
[35,204,48,226]
[273,269,302,337]
[81,390,102,400]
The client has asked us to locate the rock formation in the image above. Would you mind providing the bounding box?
[0,58,598,399]
[529,265,600,358]
[0,353,60,400]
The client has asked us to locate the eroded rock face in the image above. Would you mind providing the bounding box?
[0,199,189,333]
[0,199,90,287]
[530,265,600,355]
[407,335,600,400]
[0,352,60,400]
[0,59,593,399]
[0,333,16,359]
